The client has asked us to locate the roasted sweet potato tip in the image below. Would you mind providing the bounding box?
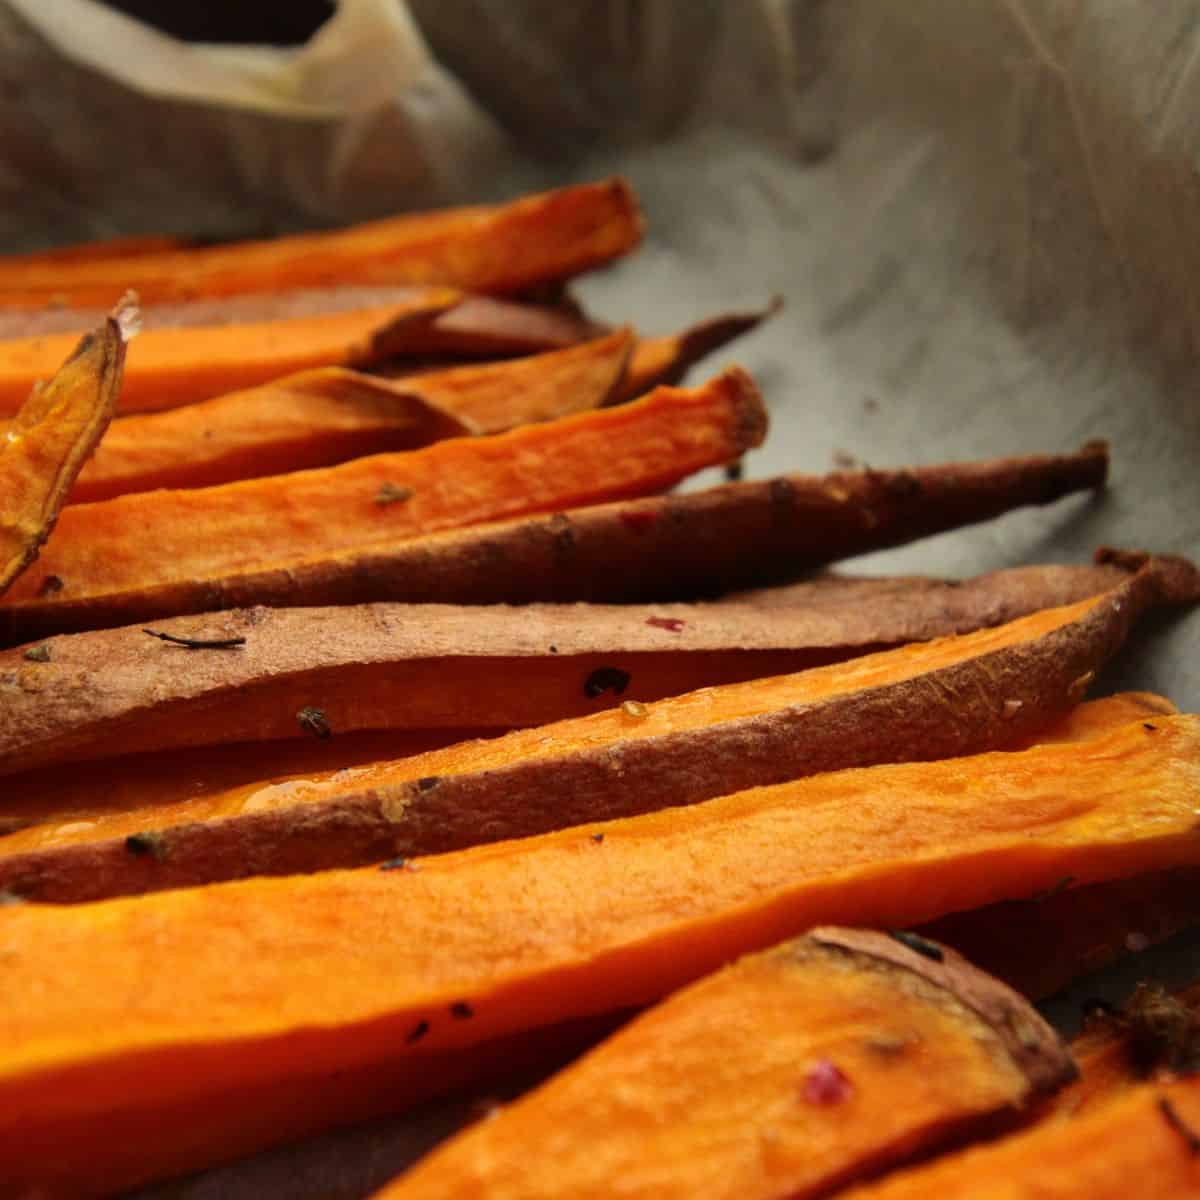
[377,928,1072,1200]
[0,297,131,595]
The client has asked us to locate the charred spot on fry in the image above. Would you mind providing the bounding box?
[583,666,631,698]
[296,706,332,739]
[888,930,945,962]
[376,482,414,506]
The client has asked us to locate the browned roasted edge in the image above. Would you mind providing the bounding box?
[0,442,1111,643]
[3,553,1193,903]
[0,315,127,597]
[804,928,1077,1094]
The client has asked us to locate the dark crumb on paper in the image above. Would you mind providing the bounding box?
[297,706,332,739]
[801,1059,852,1105]
[584,666,631,698]
[21,644,51,663]
[832,449,859,470]
[143,628,246,650]
[646,616,685,632]
[888,930,945,962]
[549,645,559,654]
[724,459,744,482]
[37,575,63,598]
[125,832,168,861]
[1158,1096,1200,1155]
[405,1020,430,1044]
[375,482,414,506]
[450,1001,474,1020]
[416,776,440,792]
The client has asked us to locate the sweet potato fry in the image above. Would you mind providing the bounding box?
[0,292,461,415]
[0,302,130,596]
[0,561,1135,776]
[1,557,1193,902]
[0,443,1108,641]
[67,371,470,503]
[0,370,764,638]
[0,290,607,352]
[0,715,1196,1195]
[612,299,781,403]
[841,1076,1200,1199]
[0,179,643,310]
[0,234,191,268]
[377,929,1073,1200]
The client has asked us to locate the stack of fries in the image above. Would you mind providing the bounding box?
[0,179,1196,1199]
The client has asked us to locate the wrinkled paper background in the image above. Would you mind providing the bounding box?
[1,0,1198,1192]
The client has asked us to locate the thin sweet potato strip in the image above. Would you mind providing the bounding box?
[0,179,643,310]
[65,328,631,502]
[0,302,130,595]
[0,292,461,415]
[841,1076,1200,1199]
[612,299,781,403]
[0,555,1194,902]
[0,559,1129,776]
[0,369,764,633]
[0,442,1108,642]
[376,929,1073,1200]
[0,715,1198,1196]
[66,369,473,503]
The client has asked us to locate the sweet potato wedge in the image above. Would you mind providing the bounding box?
[0,560,1136,777]
[0,302,130,595]
[0,179,643,310]
[841,1076,1200,1199]
[64,327,637,502]
[0,715,1197,1194]
[0,292,462,415]
[1,556,1194,902]
[0,443,1108,641]
[377,929,1073,1200]
[0,288,603,349]
[0,369,765,637]
[0,233,191,268]
[612,299,781,403]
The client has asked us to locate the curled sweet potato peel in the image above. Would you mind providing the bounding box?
[0,301,130,595]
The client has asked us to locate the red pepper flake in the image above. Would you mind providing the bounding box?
[619,509,658,533]
[646,616,685,633]
[801,1059,853,1105]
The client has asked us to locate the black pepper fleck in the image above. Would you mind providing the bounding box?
[450,1001,474,1020]
[416,776,440,792]
[888,930,945,962]
[405,1020,430,1044]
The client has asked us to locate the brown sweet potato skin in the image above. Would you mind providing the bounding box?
[2,555,1193,903]
[0,562,1131,777]
[0,443,1109,642]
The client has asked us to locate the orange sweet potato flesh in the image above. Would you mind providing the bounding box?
[0,444,1109,642]
[0,179,643,310]
[0,560,1133,778]
[1,556,1193,902]
[0,306,129,595]
[842,1077,1200,1199]
[68,370,471,503]
[377,929,1073,1200]
[65,327,634,502]
[0,716,1197,1195]
[0,292,462,416]
[612,300,782,403]
[0,369,764,633]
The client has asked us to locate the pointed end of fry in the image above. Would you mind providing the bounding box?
[111,291,142,343]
